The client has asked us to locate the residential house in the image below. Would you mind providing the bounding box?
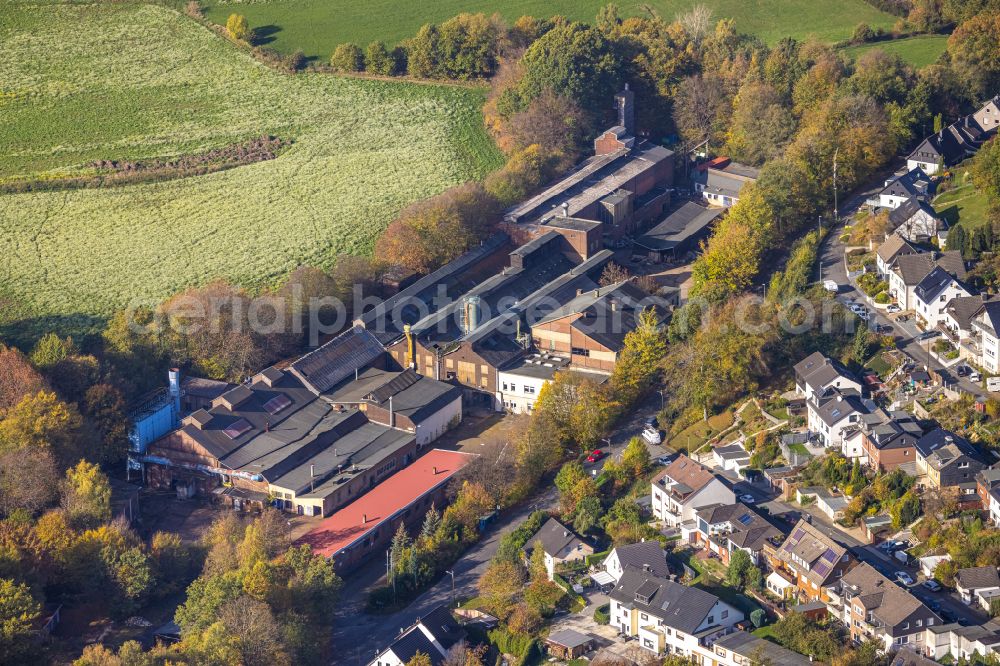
[368,605,466,666]
[878,168,934,209]
[945,295,1000,343]
[806,387,872,449]
[977,467,1000,526]
[766,569,799,601]
[496,352,570,414]
[544,629,596,660]
[913,266,972,330]
[861,412,924,472]
[972,301,1000,373]
[955,566,1000,610]
[888,197,946,244]
[887,250,966,311]
[712,443,751,473]
[525,518,593,581]
[925,621,1000,662]
[907,119,984,175]
[972,95,1000,136]
[692,158,759,208]
[651,454,735,528]
[604,540,669,584]
[692,502,785,566]
[795,486,850,521]
[794,352,862,401]
[877,234,918,278]
[837,563,940,652]
[633,201,722,263]
[609,566,743,657]
[772,518,855,602]
[918,554,951,579]
[711,631,812,666]
[915,429,989,503]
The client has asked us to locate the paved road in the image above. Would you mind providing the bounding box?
[329,485,558,664]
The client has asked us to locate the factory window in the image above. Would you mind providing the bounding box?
[572,347,590,357]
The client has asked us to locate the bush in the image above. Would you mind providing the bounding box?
[330,43,364,72]
[365,41,397,76]
[285,50,306,72]
[488,627,534,657]
[225,13,250,42]
[874,291,892,304]
[594,603,610,625]
[751,608,766,627]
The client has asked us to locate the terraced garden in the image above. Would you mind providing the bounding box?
[0,2,502,340]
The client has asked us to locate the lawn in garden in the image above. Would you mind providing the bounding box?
[841,34,949,69]
[0,3,502,341]
[201,0,896,61]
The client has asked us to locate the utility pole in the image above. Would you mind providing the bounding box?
[445,570,456,606]
[818,216,823,283]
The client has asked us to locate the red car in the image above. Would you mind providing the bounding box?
[587,449,605,463]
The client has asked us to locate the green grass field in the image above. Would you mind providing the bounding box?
[933,179,990,232]
[202,0,896,61]
[0,3,502,340]
[841,34,949,69]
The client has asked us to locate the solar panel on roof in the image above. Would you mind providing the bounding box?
[821,548,837,563]
[263,394,292,415]
[738,513,754,525]
[813,561,831,578]
[791,527,805,542]
[223,418,252,439]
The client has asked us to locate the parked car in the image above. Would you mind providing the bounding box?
[739,494,756,504]
[642,425,662,445]
[940,608,956,623]
[887,304,901,313]
[895,571,914,586]
[918,330,940,341]
[850,303,866,314]
[928,599,942,613]
[879,540,898,552]
[586,449,606,463]
[644,416,659,428]
[923,579,942,592]
[874,324,893,335]
[858,310,871,321]
[656,455,672,466]
[956,365,970,377]
[970,371,982,382]
[823,280,839,293]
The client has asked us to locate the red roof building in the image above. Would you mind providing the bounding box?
[296,448,474,571]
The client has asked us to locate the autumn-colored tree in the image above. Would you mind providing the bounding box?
[620,436,651,479]
[0,390,85,465]
[61,460,112,529]
[0,578,41,663]
[948,11,1000,101]
[365,41,398,75]
[477,559,525,618]
[0,447,60,516]
[611,308,668,405]
[330,43,364,72]
[226,13,251,42]
[725,82,796,165]
[0,345,46,412]
[219,595,290,666]
[82,384,130,466]
[375,183,500,273]
[406,653,434,666]
[672,74,731,149]
[505,90,586,159]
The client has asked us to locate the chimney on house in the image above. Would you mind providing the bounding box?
[168,368,182,424]
[561,202,569,217]
[433,466,438,475]
[362,514,367,524]
[389,395,394,428]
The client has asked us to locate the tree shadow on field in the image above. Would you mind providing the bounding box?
[252,24,281,46]
[0,311,106,351]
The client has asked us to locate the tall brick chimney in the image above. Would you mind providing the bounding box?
[615,84,635,136]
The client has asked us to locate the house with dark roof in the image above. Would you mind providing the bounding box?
[888,197,946,244]
[692,158,759,208]
[955,566,1000,609]
[913,266,973,330]
[712,631,811,666]
[608,565,743,657]
[877,234,918,277]
[806,386,874,450]
[915,428,989,501]
[633,201,722,262]
[977,467,1000,527]
[692,502,785,565]
[367,605,466,666]
[836,563,940,652]
[651,454,734,528]
[924,620,1000,662]
[888,250,966,311]
[972,301,1000,374]
[794,351,861,401]
[945,295,1000,342]
[771,518,855,602]
[879,168,934,209]
[525,518,593,580]
[860,411,924,472]
[604,540,669,583]
[907,118,984,175]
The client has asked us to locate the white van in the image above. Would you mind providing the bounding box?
[823,280,839,293]
[988,377,1000,393]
